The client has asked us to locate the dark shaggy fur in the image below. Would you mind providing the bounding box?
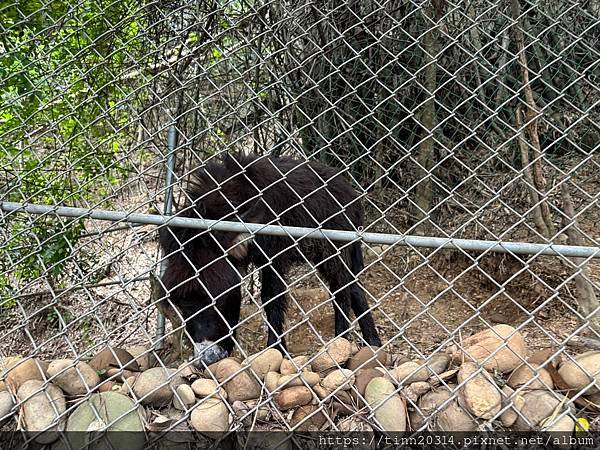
[159,153,381,357]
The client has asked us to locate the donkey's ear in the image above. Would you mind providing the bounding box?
[227,233,253,260]
[238,198,265,223]
[226,199,265,260]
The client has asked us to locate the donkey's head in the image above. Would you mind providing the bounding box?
[159,224,258,366]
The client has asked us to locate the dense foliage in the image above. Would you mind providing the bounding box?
[0,0,597,307]
[0,0,143,300]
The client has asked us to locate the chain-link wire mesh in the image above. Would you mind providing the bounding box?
[0,0,599,446]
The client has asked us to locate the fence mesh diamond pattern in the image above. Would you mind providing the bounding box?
[0,0,599,446]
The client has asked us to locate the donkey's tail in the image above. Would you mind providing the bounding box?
[350,241,365,276]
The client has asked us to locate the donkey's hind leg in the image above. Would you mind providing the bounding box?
[348,242,381,345]
[318,247,381,345]
[349,284,381,346]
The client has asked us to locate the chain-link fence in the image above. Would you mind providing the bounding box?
[0,0,599,446]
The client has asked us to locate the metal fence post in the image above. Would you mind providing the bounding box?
[155,124,178,350]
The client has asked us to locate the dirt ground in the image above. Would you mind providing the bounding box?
[238,245,599,360]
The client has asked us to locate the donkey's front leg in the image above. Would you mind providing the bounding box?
[260,265,288,352]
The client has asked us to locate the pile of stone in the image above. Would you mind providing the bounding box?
[1,324,598,447]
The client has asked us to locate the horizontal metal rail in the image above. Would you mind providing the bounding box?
[2,201,599,259]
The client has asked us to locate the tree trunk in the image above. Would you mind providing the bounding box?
[510,0,555,238]
[414,1,443,233]
[516,107,550,238]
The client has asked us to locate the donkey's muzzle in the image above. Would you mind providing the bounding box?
[193,341,228,367]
